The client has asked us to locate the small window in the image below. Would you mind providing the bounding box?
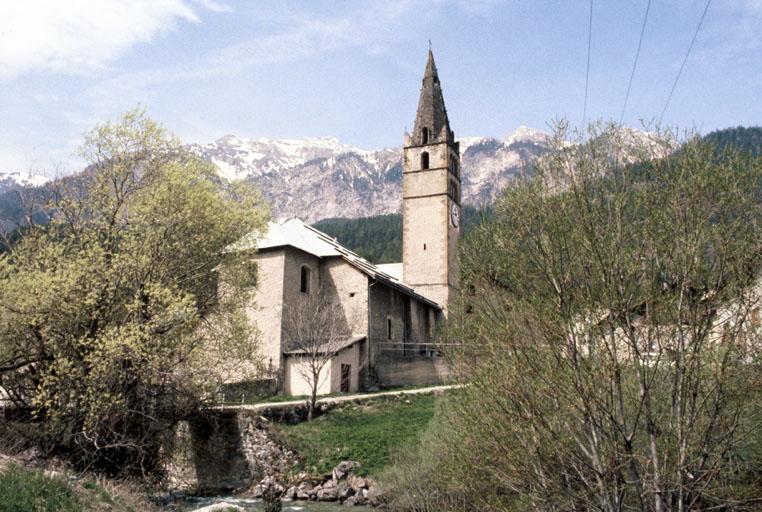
[421,152,429,170]
[349,292,356,298]
[387,318,393,340]
[300,265,311,294]
[422,127,429,144]
[423,243,427,250]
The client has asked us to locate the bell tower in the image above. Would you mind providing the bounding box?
[402,50,461,314]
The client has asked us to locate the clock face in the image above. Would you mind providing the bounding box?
[450,202,460,229]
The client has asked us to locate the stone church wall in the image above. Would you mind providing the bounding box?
[246,249,286,371]
[279,246,322,346]
[320,258,369,335]
[403,195,448,286]
[368,281,447,387]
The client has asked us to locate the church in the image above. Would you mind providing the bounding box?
[233,50,461,395]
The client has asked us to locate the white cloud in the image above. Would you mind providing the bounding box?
[192,0,233,13]
[0,1,212,80]
[84,0,424,106]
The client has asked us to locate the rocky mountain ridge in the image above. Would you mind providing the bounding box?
[0,171,49,194]
[0,125,663,228]
[190,126,553,222]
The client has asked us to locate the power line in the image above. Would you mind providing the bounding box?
[582,0,594,130]
[659,0,712,124]
[620,0,652,124]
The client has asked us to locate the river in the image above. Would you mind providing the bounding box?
[177,496,372,511]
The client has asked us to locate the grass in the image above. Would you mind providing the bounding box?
[275,393,438,477]
[0,464,79,512]
[0,463,148,512]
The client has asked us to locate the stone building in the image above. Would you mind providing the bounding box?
[232,50,461,394]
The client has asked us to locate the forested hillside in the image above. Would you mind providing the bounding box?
[313,205,492,263]
[703,126,762,156]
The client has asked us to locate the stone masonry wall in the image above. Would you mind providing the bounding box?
[247,250,286,371]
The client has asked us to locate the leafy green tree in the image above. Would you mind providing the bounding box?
[387,123,762,511]
[0,109,268,473]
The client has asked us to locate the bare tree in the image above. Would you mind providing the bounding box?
[283,286,355,421]
[387,123,762,511]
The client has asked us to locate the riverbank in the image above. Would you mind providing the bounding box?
[0,453,157,512]
[0,386,449,510]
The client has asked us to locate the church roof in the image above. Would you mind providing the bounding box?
[231,219,442,310]
[376,263,403,281]
[284,335,367,356]
[237,219,342,257]
[411,50,454,146]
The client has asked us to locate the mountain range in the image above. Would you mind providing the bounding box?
[189,126,552,222]
[4,125,756,232]
[0,172,49,195]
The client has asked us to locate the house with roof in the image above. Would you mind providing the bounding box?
[231,50,462,394]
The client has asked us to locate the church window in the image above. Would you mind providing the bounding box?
[421,127,429,144]
[421,152,429,170]
[387,317,393,340]
[300,265,311,294]
[423,243,427,251]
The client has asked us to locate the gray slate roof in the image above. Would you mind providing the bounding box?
[411,50,454,146]
[284,335,367,356]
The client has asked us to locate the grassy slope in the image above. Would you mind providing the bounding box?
[275,394,437,477]
[0,465,79,512]
[0,463,152,512]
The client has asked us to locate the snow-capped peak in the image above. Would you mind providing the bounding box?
[504,126,551,145]
[0,171,50,188]
[457,136,490,153]
[190,135,376,181]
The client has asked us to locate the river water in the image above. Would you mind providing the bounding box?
[176,496,371,511]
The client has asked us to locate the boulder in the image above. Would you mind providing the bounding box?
[337,481,354,500]
[352,492,368,506]
[366,484,384,506]
[332,460,360,481]
[317,487,338,501]
[192,503,245,512]
[347,475,368,491]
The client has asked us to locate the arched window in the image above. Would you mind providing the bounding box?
[421,127,429,144]
[300,265,311,294]
[420,151,429,170]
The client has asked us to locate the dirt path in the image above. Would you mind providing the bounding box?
[217,384,461,412]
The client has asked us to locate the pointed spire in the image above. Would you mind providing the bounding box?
[412,49,453,146]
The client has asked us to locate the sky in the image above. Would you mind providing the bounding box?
[1,0,761,177]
